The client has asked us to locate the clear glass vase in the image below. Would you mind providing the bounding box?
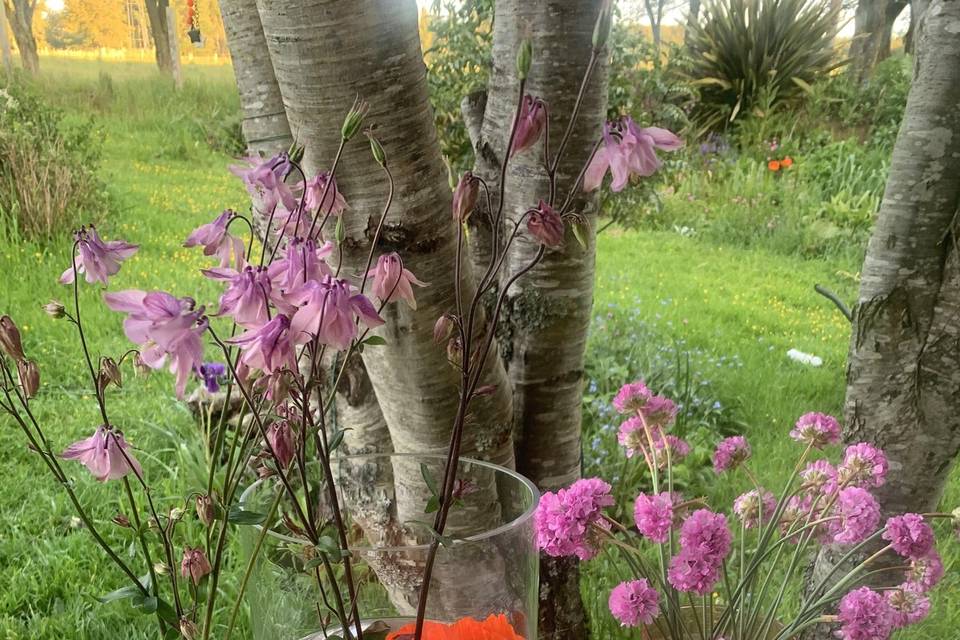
[238,453,540,640]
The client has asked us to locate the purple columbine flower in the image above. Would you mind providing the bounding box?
[790,412,841,449]
[510,95,547,156]
[300,172,347,216]
[583,117,683,192]
[61,425,142,482]
[184,209,245,268]
[228,315,297,375]
[883,513,935,559]
[836,587,895,640]
[365,253,428,310]
[526,200,565,248]
[103,290,206,398]
[712,435,751,474]
[289,276,384,349]
[203,264,274,328]
[197,362,226,393]
[60,226,139,286]
[608,579,661,627]
[268,238,334,308]
[230,153,297,214]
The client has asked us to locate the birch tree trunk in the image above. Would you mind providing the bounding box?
[804,2,960,636]
[2,0,38,74]
[143,0,173,74]
[218,0,293,157]
[467,2,608,637]
[849,0,907,83]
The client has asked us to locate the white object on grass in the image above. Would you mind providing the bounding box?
[787,349,823,367]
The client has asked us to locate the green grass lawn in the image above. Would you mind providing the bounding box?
[0,59,957,639]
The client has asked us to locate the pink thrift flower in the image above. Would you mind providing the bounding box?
[839,442,888,488]
[289,276,384,349]
[61,425,142,482]
[584,118,682,192]
[679,509,732,561]
[780,494,814,540]
[712,435,751,474]
[667,549,721,595]
[230,153,297,214]
[837,587,895,640]
[526,200,565,248]
[60,226,139,286]
[366,253,427,309]
[534,478,614,560]
[733,489,777,529]
[650,435,690,469]
[203,265,273,328]
[266,420,295,469]
[608,579,660,627]
[181,547,212,585]
[642,395,678,429]
[183,210,245,268]
[103,290,206,398]
[510,95,546,156]
[228,315,297,374]
[790,412,841,449]
[617,417,663,459]
[886,584,930,629]
[800,459,838,493]
[831,487,881,545]
[904,550,944,593]
[634,492,674,543]
[883,514,935,559]
[452,171,480,222]
[613,381,654,414]
[301,172,347,216]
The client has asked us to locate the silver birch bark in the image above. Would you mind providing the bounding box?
[804,2,960,636]
[218,0,293,157]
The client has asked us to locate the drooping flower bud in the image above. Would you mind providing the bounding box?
[341,97,369,141]
[42,300,66,319]
[527,200,565,248]
[17,360,39,398]
[516,38,533,80]
[433,315,454,345]
[0,315,25,361]
[180,546,212,585]
[452,172,480,222]
[196,494,215,527]
[510,95,547,157]
[100,357,122,390]
[267,420,295,469]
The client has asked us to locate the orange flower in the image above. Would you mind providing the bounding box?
[781,156,793,168]
[387,614,525,640]
[767,160,781,172]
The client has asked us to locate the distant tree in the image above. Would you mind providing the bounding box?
[60,0,130,48]
[142,0,173,74]
[848,0,908,83]
[2,0,38,73]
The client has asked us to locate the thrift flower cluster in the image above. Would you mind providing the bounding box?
[534,379,954,639]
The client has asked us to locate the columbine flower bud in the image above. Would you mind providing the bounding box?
[180,618,199,640]
[133,353,151,378]
[0,315,25,361]
[43,300,66,319]
[267,421,295,469]
[17,360,39,398]
[366,130,387,167]
[516,38,533,80]
[510,95,547,157]
[433,315,454,345]
[287,140,305,164]
[452,172,480,222]
[169,507,185,522]
[154,562,169,575]
[112,513,131,528]
[526,200,565,248]
[592,0,613,49]
[100,357,122,390]
[181,547,212,585]
[446,336,463,367]
[341,97,369,141]
[196,494,215,527]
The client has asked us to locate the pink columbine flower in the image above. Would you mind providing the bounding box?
[583,118,683,192]
[830,487,881,545]
[103,290,206,398]
[60,226,139,286]
[301,172,347,216]
[733,489,777,529]
[838,442,888,488]
[790,412,841,449]
[289,276,384,349]
[886,584,930,629]
[800,459,838,493]
[61,425,142,482]
[609,579,661,627]
[712,436,751,474]
[534,478,614,560]
[366,253,428,309]
[266,420,295,469]
[634,492,674,543]
[183,210,245,268]
[883,514,935,559]
[228,315,297,374]
[613,381,653,413]
[667,549,721,596]
[510,95,547,156]
[526,200,565,248]
[904,550,944,593]
[452,171,480,222]
[268,238,334,306]
[202,265,274,328]
[230,153,297,214]
[181,547,212,585]
[679,509,732,561]
[837,587,895,640]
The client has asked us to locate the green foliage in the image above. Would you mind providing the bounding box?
[423,0,494,173]
[0,80,107,244]
[685,0,840,131]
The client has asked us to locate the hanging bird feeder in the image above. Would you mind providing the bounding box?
[186,0,203,46]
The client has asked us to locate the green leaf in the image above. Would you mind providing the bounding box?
[363,335,387,347]
[420,463,439,497]
[328,428,350,453]
[424,495,440,514]
[132,594,158,614]
[791,76,814,94]
[97,585,142,604]
[227,505,268,525]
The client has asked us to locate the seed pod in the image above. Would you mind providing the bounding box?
[17,360,39,398]
[0,315,25,361]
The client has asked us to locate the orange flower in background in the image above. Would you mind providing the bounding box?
[387,614,525,640]
[781,156,794,168]
[767,160,781,172]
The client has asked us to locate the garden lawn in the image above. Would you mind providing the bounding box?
[0,59,956,639]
